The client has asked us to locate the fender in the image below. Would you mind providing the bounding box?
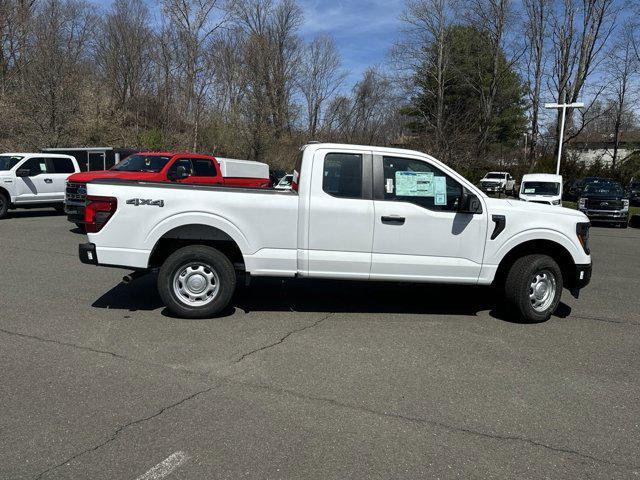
[491,228,583,266]
[143,211,251,255]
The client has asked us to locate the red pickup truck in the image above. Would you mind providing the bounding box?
[65,152,271,226]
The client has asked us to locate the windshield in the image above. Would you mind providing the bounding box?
[485,173,505,179]
[0,155,23,171]
[521,181,560,196]
[584,182,624,196]
[113,155,171,173]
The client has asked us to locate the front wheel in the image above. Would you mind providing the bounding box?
[504,254,563,323]
[157,245,236,318]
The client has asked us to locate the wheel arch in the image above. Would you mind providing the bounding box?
[148,224,245,270]
[493,239,577,289]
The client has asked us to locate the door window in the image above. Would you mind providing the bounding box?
[167,158,193,177]
[382,156,462,211]
[192,158,217,177]
[48,157,75,173]
[20,158,48,176]
[322,153,363,199]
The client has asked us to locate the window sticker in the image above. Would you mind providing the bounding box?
[395,171,434,197]
[524,188,535,194]
[39,162,46,172]
[434,176,447,205]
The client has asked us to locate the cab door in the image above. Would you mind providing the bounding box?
[46,157,76,201]
[306,149,374,279]
[13,157,57,203]
[370,154,487,283]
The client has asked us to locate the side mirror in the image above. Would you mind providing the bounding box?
[16,168,30,177]
[169,165,190,181]
[458,190,483,214]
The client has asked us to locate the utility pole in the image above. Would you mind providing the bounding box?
[545,102,585,175]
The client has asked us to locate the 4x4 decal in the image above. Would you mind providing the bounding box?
[126,198,164,207]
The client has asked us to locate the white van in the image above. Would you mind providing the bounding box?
[519,173,563,206]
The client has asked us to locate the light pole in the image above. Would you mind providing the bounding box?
[545,102,584,175]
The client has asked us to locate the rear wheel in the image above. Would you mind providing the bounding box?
[0,192,8,219]
[158,245,236,318]
[505,254,563,323]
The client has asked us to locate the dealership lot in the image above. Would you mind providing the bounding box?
[1,211,639,479]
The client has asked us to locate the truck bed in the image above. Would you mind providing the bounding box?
[86,179,299,275]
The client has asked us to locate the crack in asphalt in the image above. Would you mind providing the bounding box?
[234,313,332,363]
[33,385,219,480]
[0,327,204,379]
[571,314,640,326]
[236,381,639,471]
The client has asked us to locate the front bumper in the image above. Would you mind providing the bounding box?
[579,208,628,223]
[480,184,503,193]
[574,263,592,289]
[79,242,98,265]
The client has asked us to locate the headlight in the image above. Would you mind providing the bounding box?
[552,199,561,205]
[576,222,590,254]
[622,199,629,210]
[578,197,586,209]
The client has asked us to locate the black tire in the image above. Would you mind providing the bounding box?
[0,192,8,219]
[504,254,563,323]
[157,245,236,318]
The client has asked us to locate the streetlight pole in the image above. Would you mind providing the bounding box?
[545,102,585,175]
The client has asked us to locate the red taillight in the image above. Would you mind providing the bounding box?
[85,196,117,233]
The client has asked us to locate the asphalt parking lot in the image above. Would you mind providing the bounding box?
[1,210,639,479]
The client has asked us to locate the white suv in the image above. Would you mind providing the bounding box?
[0,153,80,219]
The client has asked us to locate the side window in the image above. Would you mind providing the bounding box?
[322,153,363,199]
[192,158,217,177]
[382,156,462,211]
[20,158,48,176]
[49,157,75,173]
[167,158,193,176]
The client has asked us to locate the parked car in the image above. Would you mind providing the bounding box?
[79,143,592,323]
[627,181,640,206]
[65,152,271,227]
[567,177,614,201]
[519,174,562,206]
[578,181,629,228]
[274,173,293,190]
[0,153,80,219]
[479,172,516,196]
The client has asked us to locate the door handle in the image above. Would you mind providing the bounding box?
[381,215,405,225]
[44,178,53,183]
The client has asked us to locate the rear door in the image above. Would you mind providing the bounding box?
[370,154,487,283]
[46,157,76,201]
[306,148,374,279]
[14,157,57,203]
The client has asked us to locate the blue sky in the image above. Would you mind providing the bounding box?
[296,0,404,88]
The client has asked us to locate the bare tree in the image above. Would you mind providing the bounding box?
[550,0,618,153]
[523,0,550,170]
[298,35,345,138]
[162,0,229,150]
[395,0,452,158]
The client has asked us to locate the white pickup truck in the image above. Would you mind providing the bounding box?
[79,143,592,322]
[0,153,80,218]
[479,171,517,196]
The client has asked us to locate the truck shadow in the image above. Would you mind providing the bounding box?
[92,274,571,324]
[2,209,63,219]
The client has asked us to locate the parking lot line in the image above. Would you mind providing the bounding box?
[135,451,190,480]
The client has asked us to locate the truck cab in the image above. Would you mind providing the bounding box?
[480,172,516,196]
[0,153,79,219]
[519,174,563,206]
[65,152,271,226]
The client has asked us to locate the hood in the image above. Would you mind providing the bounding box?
[485,197,586,219]
[67,170,162,183]
[481,179,503,183]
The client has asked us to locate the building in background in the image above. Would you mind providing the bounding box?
[566,132,640,167]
